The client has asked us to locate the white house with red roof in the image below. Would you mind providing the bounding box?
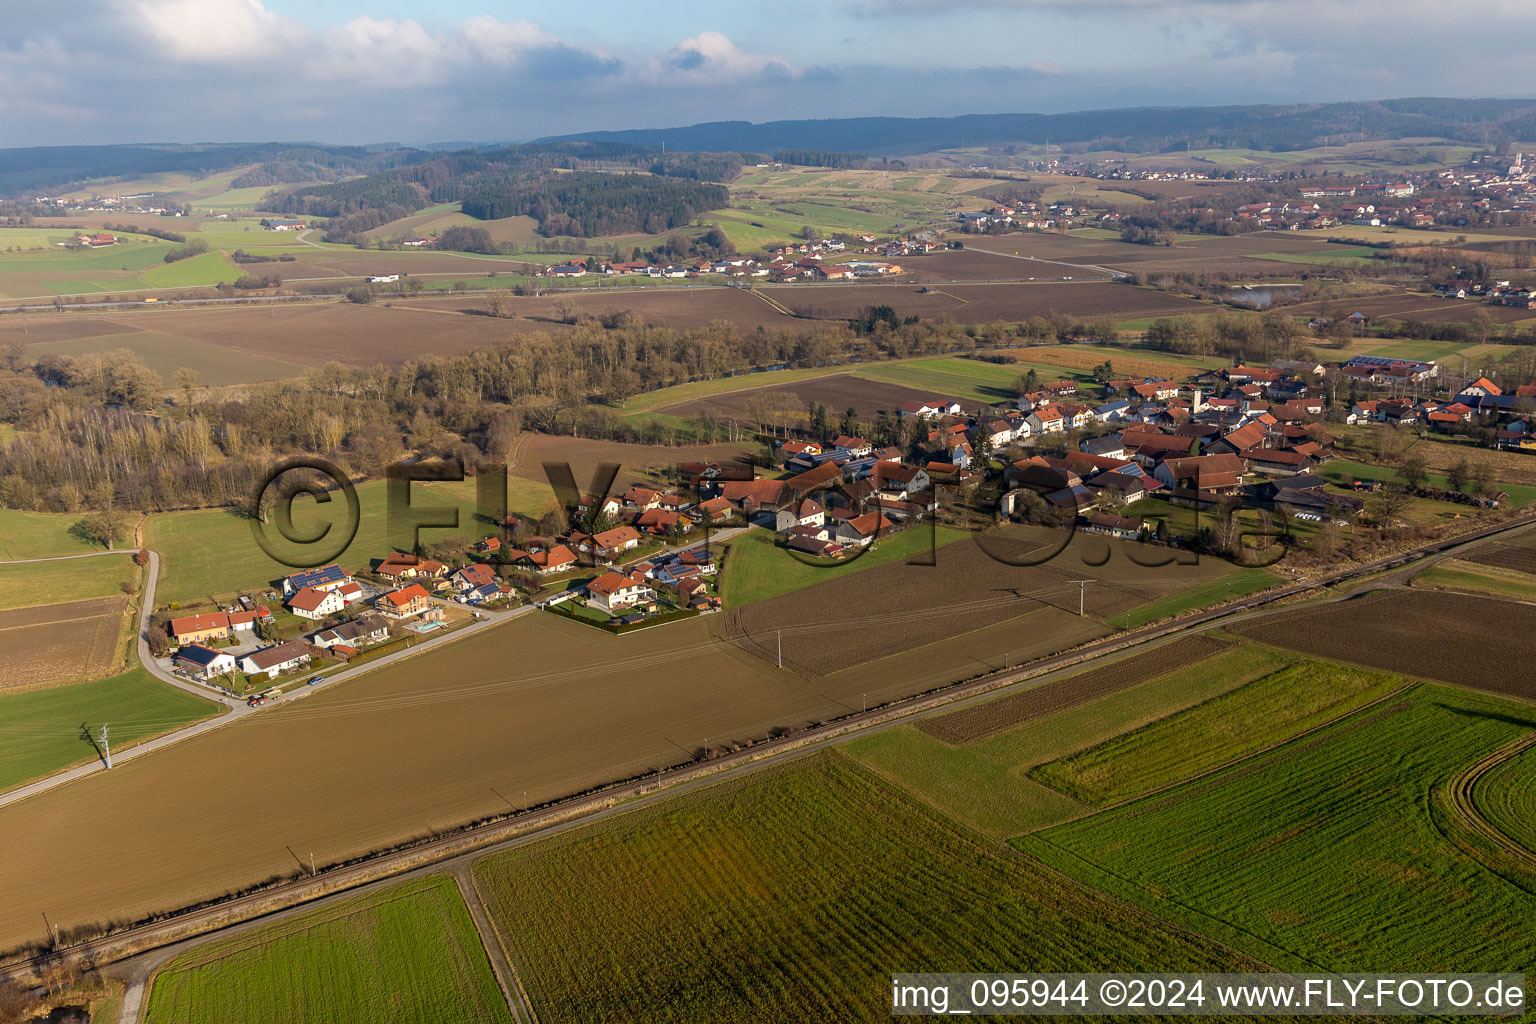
[585,571,656,615]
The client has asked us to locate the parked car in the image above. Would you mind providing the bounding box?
[307,676,325,687]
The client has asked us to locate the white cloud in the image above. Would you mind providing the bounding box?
[130,0,305,61]
[657,31,795,80]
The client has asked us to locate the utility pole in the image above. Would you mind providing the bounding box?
[777,629,782,669]
[310,852,316,877]
[99,724,112,769]
[1078,580,1086,617]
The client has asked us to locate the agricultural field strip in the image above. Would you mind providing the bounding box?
[1028,659,1415,807]
[470,755,1260,1024]
[1021,686,1536,973]
[917,633,1232,745]
[5,510,1535,966]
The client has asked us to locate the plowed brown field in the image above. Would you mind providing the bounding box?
[0,596,126,690]
[1234,590,1536,700]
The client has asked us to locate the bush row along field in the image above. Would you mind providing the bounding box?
[143,875,512,1024]
[1022,685,1536,972]
[917,633,1231,745]
[0,596,130,690]
[1234,589,1536,702]
[1029,659,1410,805]
[1411,558,1536,602]
[472,755,1255,1024]
[0,666,218,792]
[1320,459,1536,508]
[0,553,138,610]
[846,640,1294,837]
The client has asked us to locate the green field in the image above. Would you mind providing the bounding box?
[1249,247,1378,269]
[1023,684,1536,971]
[0,552,138,610]
[472,754,1249,1024]
[857,356,1053,403]
[139,250,243,288]
[1030,659,1408,805]
[1470,739,1536,857]
[0,667,218,792]
[619,363,856,416]
[143,477,546,606]
[844,640,1293,836]
[0,507,125,560]
[722,524,969,607]
[1412,558,1536,601]
[1110,563,1277,629]
[143,875,511,1024]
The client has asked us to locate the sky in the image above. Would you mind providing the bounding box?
[2,0,1533,146]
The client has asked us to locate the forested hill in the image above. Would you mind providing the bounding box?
[540,98,1536,156]
[0,142,429,196]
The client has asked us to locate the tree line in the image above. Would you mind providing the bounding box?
[0,314,992,519]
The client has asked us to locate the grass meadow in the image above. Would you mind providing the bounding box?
[472,754,1251,1024]
[0,552,139,610]
[0,507,122,560]
[1411,558,1536,602]
[1029,659,1410,805]
[721,524,969,607]
[143,875,512,1024]
[0,666,219,792]
[843,640,1293,836]
[1022,684,1536,972]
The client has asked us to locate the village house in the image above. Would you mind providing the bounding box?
[450,563,497,594]
[239,640,312,680]
[374,553,447,582]
[309,614,391,650]
[281,564,352,597]
[168,612,231,647]
[585,571,656,615]
[374,583,434,619]
[775,499,824,533]
[521,544,577,574]
[287,585,348,620]
[831,511,894,548]
[1154,453,1246,494]
[174,644,237,681]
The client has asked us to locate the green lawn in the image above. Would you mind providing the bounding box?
[471,754,1249,1024]
[0,667,220,793]
[1029,659,1408,805]
[143,875,512,1024]
[722,524,968,607]
[0,508,124,560]
[1249,247,1379,269]
[0,553,139,610]
[843,640,1293,837]
[1022,684,1536,972]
